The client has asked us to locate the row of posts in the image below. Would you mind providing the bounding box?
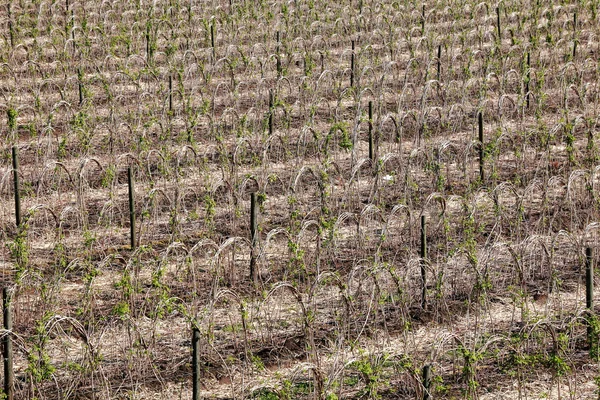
[2,4,582,397]
[4,143,598,398]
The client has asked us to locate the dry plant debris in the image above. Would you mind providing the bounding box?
[0,0,600,399]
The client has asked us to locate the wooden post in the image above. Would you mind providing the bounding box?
[496,6,501,43]
[12,147,20,229]
[421,215,427,309]
[250,192,258,284]
[421,4,425,35]
[65,0,70,38]
[128,167,136,250]
[525,52,530,108]
[572,12,577,59]
[168,74,173,113]
[78,68,84,106]
[572,13,578,59]
[436,44,441,82]
[65,0,75,43]
[192,325,200,400]
[350,40,355,88]
[146,23,151,63]
[210,23,215,58]
[69,4,74,43]
[320,51,324,74]
[478,112,484,183]
[3,288,13,400]
[7,3,13,48]
[276,31,281,77]
[587,247,594,311]
[422,364,431,400]
[586,247,595,354]
[268,91,274,136]
[368,101,374,160]
[187,0,191,24]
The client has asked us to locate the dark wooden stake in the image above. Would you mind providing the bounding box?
[210,23,215,58]
[350,40,355,88]
[368,100,374,160]
[8,3,13,48]
[168,74,173,112]
[587,247,594,311]
[250,192,258,284]
[496,6,501,43]
[525,52,530,108]
[268,90,274,136]
[78,68,84,106]
[3,288,13,400]
[421,4,425,35]
[437,44,441,82]
[586,247,595,352]
[478,112,484,183]
[421,215,427,309]
[128,167,136,250]
[276,31,281,77]
[70,9,75,43]
[12,147,20,229]
[192,325,200,400]
[65,0,70,38]
[572,13,578,59]
[422,364,431,400]
[320,51,324,74]
[146,23,152,63]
